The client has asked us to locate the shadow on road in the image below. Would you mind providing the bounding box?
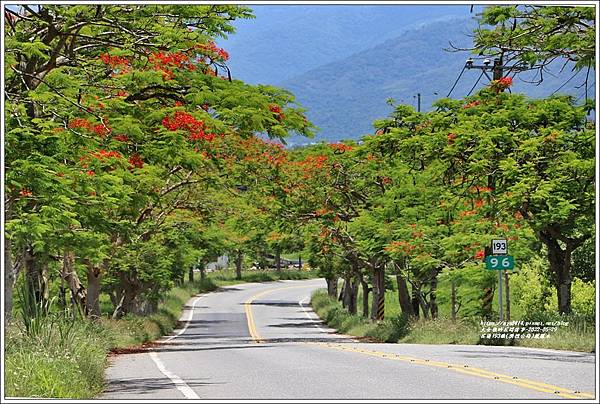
[103,376,221,395]
[246,300,305,308]
[456,349,595,363]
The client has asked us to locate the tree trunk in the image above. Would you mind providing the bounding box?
[371,266,385,321]
[200,266,206,281]
[342,276,358,314]
[541,231,573,314]
[24,247,45,308]
[411,282,420,319]
[298,255,302,271]
[86,263,102,318]
[429,275,438,319]
[4,237,15,326]
[188,267,194,283]
[326,276,338,299]
[275,248,281,271]
[113,271,140,318]
[451,280,457,322]
[62,251,87,316]
[235,251,243,280]
[396,272,414,317]
[361,278,371,318]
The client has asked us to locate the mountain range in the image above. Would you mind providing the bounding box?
[220,6,592,145]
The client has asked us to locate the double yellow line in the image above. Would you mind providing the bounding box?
[310,343,595,400]
[244,285,311,343]
[243,284,594,400]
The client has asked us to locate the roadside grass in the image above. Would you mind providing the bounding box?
[5,269,317,399]
[310,289,595,352]
[208,268,318,285]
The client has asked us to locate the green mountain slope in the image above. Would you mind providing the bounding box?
[279,17,592,144]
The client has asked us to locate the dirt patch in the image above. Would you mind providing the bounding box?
[108,341,160,356]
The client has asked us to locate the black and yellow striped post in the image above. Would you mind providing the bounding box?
[376,296,385,321]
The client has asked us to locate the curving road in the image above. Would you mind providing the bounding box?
[101,279,596,400]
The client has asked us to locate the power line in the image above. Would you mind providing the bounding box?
[575,81,595,103]
[466,70,485,97]
[550,69,582,96]
[446,65,467,98]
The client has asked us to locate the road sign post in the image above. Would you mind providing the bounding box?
[498,269,503,321]
[488,239,511,321]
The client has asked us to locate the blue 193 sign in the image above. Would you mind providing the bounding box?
[485,255,515,270]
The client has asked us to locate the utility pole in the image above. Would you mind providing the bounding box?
[416,93,421,112]
[492,56,503,81]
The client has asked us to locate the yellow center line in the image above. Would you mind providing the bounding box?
[244,284,315,343]
[308,343,594,400]
[242,284,594,400]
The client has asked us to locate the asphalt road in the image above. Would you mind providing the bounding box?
[101,278,596,400]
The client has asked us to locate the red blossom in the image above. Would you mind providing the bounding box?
[329,143,353,153]
[195,41,229,61]
[19,189,33,197]
[463,100,481,109]
[447,133,457,144]
[491,76,513,93]
[114,134,129,142]
[128,154,144,169]
[268,104,285,121]
[469,185,494,193]
[474,249,485,260]
[100,53,130,67]
[162,111,215,142]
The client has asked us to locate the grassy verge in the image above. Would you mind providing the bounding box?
[310,289,595,352]
[5,269,318,399]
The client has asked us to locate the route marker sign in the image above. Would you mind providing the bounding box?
[485,255,515,270]
[491,239,508,255]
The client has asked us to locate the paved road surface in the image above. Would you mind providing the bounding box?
[101,279,596,400]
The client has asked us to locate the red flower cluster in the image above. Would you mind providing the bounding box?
[385,240,416,254]
[162,111,216,142]
[329,143,353,153]
[113,134,129,142]
[150,51,190,68]
[474,249,485,260]
[463,100,481,109]
[491,76,513,93]
[19,189,33,197]
[314,207,331,217]
[100,53,130,67]
[91,150,123,160]
[447,133,457,144]
[469,185,494,193]
[68,118,112,137]
[268,104,285,122]
[149,51,197,80]
[128,153,144,169]
[196,41,229,61]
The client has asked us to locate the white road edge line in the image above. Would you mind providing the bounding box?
[149,351,199,399]
[147,293,205,399]
[160,294,205,343]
